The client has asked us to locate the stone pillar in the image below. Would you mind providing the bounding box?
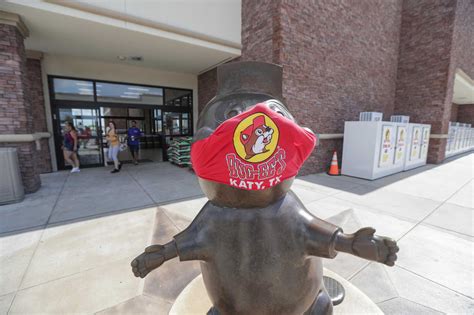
[27,56,52,173]
[0,11,41,193]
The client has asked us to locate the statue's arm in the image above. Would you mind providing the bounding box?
[131,208,210,278]
[305,216,399,266]
[131,241,178,278]
[305,215,342,259]
[334,227,399,266]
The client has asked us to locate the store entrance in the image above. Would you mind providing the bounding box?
[100,106,164,164]
[49,76,193,170]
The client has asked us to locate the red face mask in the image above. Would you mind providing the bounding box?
[191,103,317,190]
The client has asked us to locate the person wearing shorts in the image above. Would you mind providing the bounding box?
[127,120,141,165]
[106,121,122,173]
[62,121,80,173]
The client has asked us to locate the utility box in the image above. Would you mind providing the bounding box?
[341,121,408,180]
[404,124,431,170]
[390,115,410,124]
[0,148,25,205]
[359,112,383,122]
[445,122,473,158]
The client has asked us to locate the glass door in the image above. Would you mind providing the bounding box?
[54,107,103,169]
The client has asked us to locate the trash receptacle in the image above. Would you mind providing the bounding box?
[0,148,25,205]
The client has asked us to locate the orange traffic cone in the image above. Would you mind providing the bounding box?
[327,151,340,176]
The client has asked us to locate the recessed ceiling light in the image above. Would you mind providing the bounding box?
[117,56,127,61]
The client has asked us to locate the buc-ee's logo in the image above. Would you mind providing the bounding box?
[226,113,286,190]
[233,113,279,163]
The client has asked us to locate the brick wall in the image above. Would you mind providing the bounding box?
[197,68,217,113]
[240,0,403,174]
[26,58,51,173]
[457,105,474,124]
[0,24,31,134]
[394,0,458,163]
[450,104,459,121]
[451,0,474,79]
[198,0,471,172]
[241,0,280,64]
[450,0,474,126]
[0,24,41,192]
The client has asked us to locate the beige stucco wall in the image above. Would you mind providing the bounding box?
[53,0,242,46]
[41,54,198,171]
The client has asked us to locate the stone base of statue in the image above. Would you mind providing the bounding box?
[169,268,382,315]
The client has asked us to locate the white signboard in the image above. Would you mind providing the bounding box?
[394,126,407,164]
[410,126,421,161]
[421,127,429,157]
[379,125,394,167]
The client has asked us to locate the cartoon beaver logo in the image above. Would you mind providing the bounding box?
[233,113,279,163]
[240,115,274,159]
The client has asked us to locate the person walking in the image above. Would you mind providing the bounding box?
[106,121,122,173]
[62,121,80,173]
[127,120,141,165]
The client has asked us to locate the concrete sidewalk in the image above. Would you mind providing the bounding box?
[0,154,473,314]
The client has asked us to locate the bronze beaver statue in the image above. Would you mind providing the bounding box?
[131,62,398,315]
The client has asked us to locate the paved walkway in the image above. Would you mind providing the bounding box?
[0,154,472,314]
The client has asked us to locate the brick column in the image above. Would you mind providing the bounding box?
[0,14,41,193]
[27,57,52,173]
[393,0,458,164]
[240,0,403,174]
[197,68,218,113]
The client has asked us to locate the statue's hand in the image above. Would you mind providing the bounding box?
[131,245,166,278]
[352,228,399,266]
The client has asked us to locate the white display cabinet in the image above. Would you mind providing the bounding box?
[445,122,474,158]
[341,121,409,180]
[446,122,457,154]
[403,123,431,171]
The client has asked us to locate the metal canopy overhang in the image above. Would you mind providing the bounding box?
[0,1,241,74]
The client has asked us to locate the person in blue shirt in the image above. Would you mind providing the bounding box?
[127,120,141,165]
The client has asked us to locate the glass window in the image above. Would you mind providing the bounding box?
[97,82,163,105]
[182,113,190,134]
[53,78,94,101]
[182,119,189,134]
[154,120,162,133]
[164,89,192,106]
[128,108,144,117]
[154,109,162,119]
[58,108,101,166]
[163,112,182,135]
[103,118,127,134]
[100,107,128,116]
